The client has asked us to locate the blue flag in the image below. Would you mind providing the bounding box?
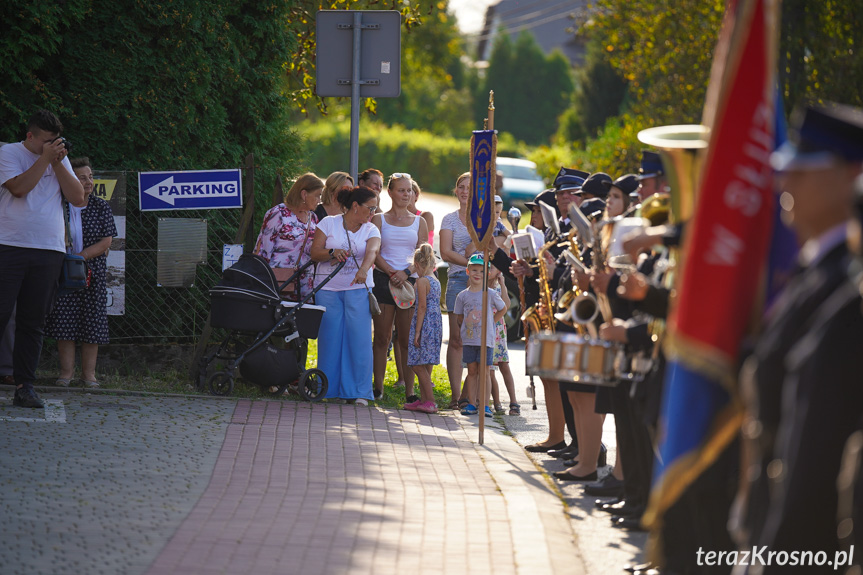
[467,130,497,250]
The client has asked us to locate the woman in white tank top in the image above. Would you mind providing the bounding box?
[371,173,429,401]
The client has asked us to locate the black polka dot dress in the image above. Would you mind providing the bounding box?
[45,195,117,344]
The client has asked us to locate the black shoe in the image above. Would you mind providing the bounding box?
[613,515,646,531]
[598,499,630,514]
[13,386,44,408]
[594,496,622,509]
[548,444,578,458]
[373,388,383,400]
[405,394,419,404]
[525,440,567,453]
[552,470,597,481]
[584,474,625,497]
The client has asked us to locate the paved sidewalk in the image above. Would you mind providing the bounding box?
[500,339,649,575]
[147,400,581,575]
[0,390,583,575]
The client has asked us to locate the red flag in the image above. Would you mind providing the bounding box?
[668,0,778,376]
[644,0,780,530]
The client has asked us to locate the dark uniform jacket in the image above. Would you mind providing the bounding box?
[739,241,863,571]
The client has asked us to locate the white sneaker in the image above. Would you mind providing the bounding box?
[355,398,369,406]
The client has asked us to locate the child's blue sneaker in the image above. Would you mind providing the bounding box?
[484,405,493,418]
[460,403,478,415]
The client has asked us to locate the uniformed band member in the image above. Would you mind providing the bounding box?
[733,102,863,574]
[589,173,664,531]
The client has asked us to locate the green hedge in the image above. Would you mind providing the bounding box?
[299,117,648,192]
[298,120,520,195]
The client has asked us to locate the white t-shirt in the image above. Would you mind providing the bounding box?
[0,142,74,252]
[314,214,381,291]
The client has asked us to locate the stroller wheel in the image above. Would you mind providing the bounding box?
[208,371,234,396]
[299,369,328,402]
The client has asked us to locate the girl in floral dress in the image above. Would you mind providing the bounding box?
[405,244,442,414]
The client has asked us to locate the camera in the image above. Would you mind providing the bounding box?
[52,137,72,152]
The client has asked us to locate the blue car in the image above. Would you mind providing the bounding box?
[496,157,546,208]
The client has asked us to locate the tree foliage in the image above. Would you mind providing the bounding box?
[547,0,863,178]
[477,32,575,145]
[557,41,628,145]
[372,4,474,136]
[779,0,863,111]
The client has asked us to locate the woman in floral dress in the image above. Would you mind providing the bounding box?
[254,173,325,300]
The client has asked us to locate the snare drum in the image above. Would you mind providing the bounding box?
[526,332,622,386]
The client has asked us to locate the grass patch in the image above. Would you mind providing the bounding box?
[305,339,455,409]
[36,338,456,408]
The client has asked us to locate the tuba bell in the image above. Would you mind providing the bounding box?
[636,124,709,224]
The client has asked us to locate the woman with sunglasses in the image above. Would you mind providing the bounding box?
[310,186,381,405]
[370,173,429,402]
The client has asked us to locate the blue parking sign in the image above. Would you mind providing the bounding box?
[138,169,242,211]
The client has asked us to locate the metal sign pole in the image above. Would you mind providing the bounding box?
[349,11,362,185]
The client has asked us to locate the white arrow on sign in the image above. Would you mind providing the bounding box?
[142,176,240,206]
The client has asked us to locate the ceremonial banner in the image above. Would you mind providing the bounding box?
[467,130,497,250]
[644,0,779,529]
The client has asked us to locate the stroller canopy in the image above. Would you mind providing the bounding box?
[215,254,279,300]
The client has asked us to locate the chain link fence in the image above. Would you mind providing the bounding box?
[103,162,261,345]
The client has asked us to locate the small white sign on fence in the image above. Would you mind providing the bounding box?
[222,244,243,271]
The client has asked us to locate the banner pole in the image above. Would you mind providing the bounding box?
[478,91,495,445]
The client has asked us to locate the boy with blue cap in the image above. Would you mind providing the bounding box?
[452,253,506,417]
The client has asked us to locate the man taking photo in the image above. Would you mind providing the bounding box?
[0,109,85,408]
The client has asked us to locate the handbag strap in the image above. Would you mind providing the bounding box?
[342,216,373,295]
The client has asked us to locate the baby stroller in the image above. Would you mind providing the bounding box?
[198,253,344,399]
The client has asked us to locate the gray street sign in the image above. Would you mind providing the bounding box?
[315,10,401,98]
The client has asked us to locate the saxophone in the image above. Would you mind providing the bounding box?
[520,237,558,333]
